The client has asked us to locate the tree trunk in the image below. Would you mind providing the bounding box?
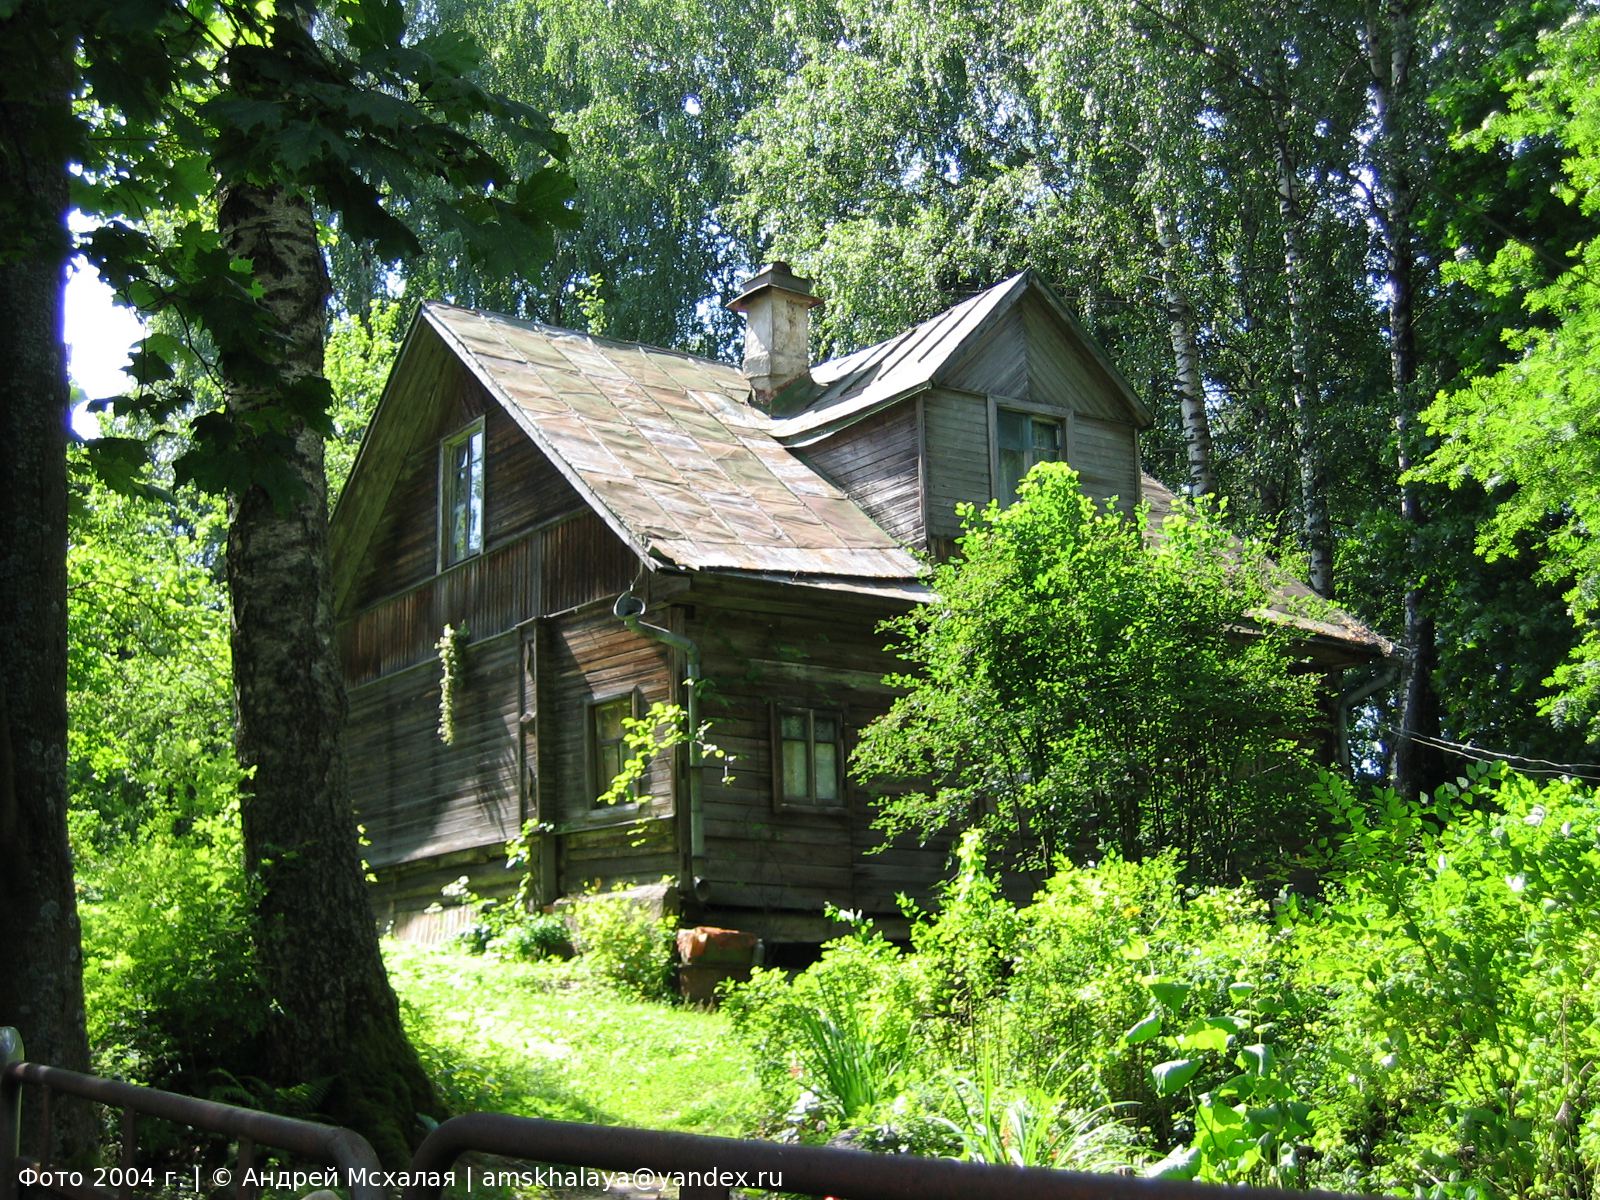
[1364,0,1443,799]
[0,3,96,1164]
[218,158,439,1166]
[1153,202,1217,497]
[1270,103,1336,598]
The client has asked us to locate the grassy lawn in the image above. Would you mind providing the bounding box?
[387,940,762,1137]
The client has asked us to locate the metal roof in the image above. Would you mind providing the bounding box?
[770,270,1151,444]
[423,303,924,582]
[1141,475,1396,658]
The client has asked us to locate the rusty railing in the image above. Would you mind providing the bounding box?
[6,1026,1362,1200]
[402,1110,1356,1200]
[1,1028,383,1200]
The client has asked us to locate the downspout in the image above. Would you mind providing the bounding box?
[613,592,708,902]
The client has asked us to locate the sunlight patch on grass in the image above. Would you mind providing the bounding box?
[386,940,760,1136]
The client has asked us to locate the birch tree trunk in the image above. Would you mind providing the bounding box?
[1364,0,1443,799]
[1154,202,1217,497]
[1271,104,1336,598]
[0,3,95,1163]
[218,48,438,1159]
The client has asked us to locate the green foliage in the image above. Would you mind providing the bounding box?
[438,876,573,961]
[66,462,261,1091]
[854,464,1321,879]
[935,1064,1133,1171]
[324,297,403,501]
[75,800,262,1090]
[721,916,922,1128]
[790,1002,908,1124]
[565,883,677,1000]
[387,941,760,1133]
[435,623,467,745]
[730,772,1600,1196]
[1416,15,1600,743]
[1301,766,1600,1199]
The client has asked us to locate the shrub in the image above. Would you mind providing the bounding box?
[566,883,677,1000]
[722,916,923,1129]
[75,801,263,1091]
[853,465,1322,882]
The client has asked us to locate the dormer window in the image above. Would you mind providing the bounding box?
[997,408,1062,503]
[440,418,485,567]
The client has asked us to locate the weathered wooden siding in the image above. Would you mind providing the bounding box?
[545,605,676,828]
[799,402,925,547]
[1074,416,1140,517]
[349,379,584,617]
[542,511,639,615]
[942,304,1029,398]
[339,512,640,686]
[684,578,952,923]
[918,291,1144,546]
[348,628,522,869]
[1021,296,1130,423]
[922,388,991,542]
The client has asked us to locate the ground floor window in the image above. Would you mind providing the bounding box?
[590,693,640,806]
[773,707,844,809]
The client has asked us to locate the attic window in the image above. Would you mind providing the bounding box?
[440,419,485,567]
[997,408,1062,503]
[773,707,844,809]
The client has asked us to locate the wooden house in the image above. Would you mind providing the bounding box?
[329,266,1387,942]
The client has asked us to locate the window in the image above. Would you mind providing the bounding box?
[997,408,1062,503]
[440,419,485,567]
[590,694,640,808]
[773,707,844,808]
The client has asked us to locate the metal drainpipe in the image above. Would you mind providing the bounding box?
[613,592,708,902]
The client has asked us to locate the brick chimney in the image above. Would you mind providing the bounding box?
[726,262,823,413]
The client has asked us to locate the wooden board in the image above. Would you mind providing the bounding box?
[922,388,991,540]
[348,628,522,868]
[799,401,925,547]
[1074,416,1141,516]
[681,578,952,921]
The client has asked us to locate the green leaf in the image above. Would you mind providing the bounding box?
[1148,980,1192,1011]
[1152,1058,1203,1097]
[1238,1043,1275,1076]
[1144,1146,1201,1180]
[1124,1012,1163,1045]
[1178,1018,1236,1053]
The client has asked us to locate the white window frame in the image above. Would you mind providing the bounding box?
[438,417,486,569]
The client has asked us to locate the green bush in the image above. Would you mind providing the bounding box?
[853,465,1322,881]
[75,801,263,1091]
[566,883,677,1000]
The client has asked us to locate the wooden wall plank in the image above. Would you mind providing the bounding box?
[1074,416,1140,516]
[942,305,1029,398]
[799,402,925,547]
[539,607,677,883]
[348,629,522,868]
[923,389,992,540]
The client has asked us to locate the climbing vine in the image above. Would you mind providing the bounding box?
[435,624,468,744]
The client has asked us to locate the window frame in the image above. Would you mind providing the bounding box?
[770,704,847,812]
[992,402,1065,504]
[438,416,487,570]
[587,689,645,812]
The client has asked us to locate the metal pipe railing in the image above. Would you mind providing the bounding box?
[402,1111,1361,1200]
[0,1028,384,1200]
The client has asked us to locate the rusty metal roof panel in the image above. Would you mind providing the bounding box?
[423,303,924,582]
[769,273,1031,443]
